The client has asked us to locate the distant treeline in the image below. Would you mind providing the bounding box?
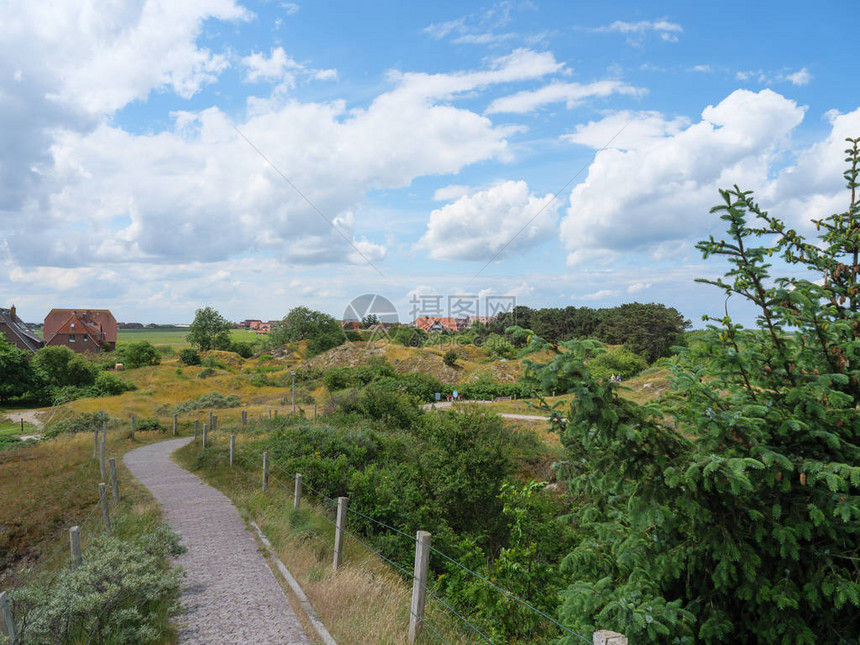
[481,302,690,362]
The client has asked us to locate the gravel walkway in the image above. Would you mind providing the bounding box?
[124,438,311,645]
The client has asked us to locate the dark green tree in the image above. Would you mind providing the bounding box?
[33,346,98,388]
[594,302,690,362]
[546,139,860,643]
[186,307,232,351]
[0,336,40,402]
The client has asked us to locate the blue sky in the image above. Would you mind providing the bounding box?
[1,0,858,325]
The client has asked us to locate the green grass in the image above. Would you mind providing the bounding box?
[116,328,262,349]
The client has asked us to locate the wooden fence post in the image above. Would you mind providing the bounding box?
[593,631,628,645]
[173,414,178,436]
[242,410,247,427]
[109,458,119,504]
[407,531,432,644]
[262,451,269,491]
[209,410,213,427]
[293,473,302,510]
[0,590,16,643]
[130,414,135,440]
[230,435,235,467]
[69,526,82,568]
[194,419,199,438]
[99,431,106,481]
[212,415,217,432]
[99,483,111,537]
[203,424,208,448]
[332,497,348,571]
[313,404,317,421]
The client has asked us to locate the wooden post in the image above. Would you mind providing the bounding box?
[69,526,82,569]
[269,409,272,419]
[109,458,119,504]
[99,431,106,481]
[20,418,24,433]
[173,414,178,436]
[262,451,269,491]
[203,423,208,448]
[130,414,135,440]
[242,410,247,427]
[313,404,317,421]
[212,415,217,432]
[408,531,432,644]
[294,473,302,510]
[593,631,628,645]
[99,483,111,537]
[230,435,235,467]
[332,497,348,571]
[274,410,278,418]
[93,426,99,459]
[194,419,199,438]
[516,400,520,411]
[0,590,16,643]
[209,410,213,427]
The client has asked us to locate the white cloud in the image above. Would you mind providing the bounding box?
[592,19,682,44]
[282,2,300,15]
[736,67,813,87]
[560,89,806,266]
[242,47,299,83]
[562,110,690,151]
[690,65,711,73]
[3,51,548,270]
[785,68,812,86]
[433,185,472,201]
[486,80,642,114]
[581,289,617,300]
[416,180,559,261]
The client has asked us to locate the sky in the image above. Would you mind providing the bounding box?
[1,0,859,326]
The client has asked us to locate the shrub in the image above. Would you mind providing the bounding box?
[323,367,359,391]
[33,346,98,388]
[42,412,107,439]
[136,417,165,432]
[94,371,136,396]
[11,525,183,644]
[119,341,161,368]
[231,341,254,359]
[443,349,460,367]
[197,366,216,379]
[585,346,648,380]
[173,391,241,414]
[178,348,201,366]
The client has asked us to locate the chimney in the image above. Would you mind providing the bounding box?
[10,304,16,320]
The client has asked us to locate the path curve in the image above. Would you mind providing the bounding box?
[124,438,311,645]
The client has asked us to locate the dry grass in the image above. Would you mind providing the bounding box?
[0,427,169,589]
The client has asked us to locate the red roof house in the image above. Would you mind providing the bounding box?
[413,317,467,333]
[44,309,117,353]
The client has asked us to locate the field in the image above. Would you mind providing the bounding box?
[116,327,261,349]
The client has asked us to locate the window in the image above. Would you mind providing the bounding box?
[69,335,75,343]
[83,336,88,342]
[70,323,75,329]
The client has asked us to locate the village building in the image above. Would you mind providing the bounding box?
[413,316,469,333]
[43,309,117,353]
[0,305,45,354]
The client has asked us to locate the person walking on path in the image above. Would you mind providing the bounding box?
[124,438,311,645]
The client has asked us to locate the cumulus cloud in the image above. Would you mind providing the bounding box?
[3,49,565,270]
[562,110,690,150]
[242,47,299,83]
[416,180,559,261]
[486,80,642,114]
[560,89,806,266]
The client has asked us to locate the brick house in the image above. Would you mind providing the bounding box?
[43,309,117,353]
[0,305,44,354]
[413,316,468,333]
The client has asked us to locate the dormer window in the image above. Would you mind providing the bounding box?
[70,323,75,329]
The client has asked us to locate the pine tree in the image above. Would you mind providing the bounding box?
[546,139,860,643]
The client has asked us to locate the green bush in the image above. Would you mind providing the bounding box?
[94,371,136,396]
[11,525,183,644]
[42,412,106,439]
[585,346,647,380]
[178,348,201,366]
[119,341,161,369]
[136,417,165,432]
[173,391,240,414]
[443,349,460,367]
[323,367,359,391]
[231,341,254,359]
